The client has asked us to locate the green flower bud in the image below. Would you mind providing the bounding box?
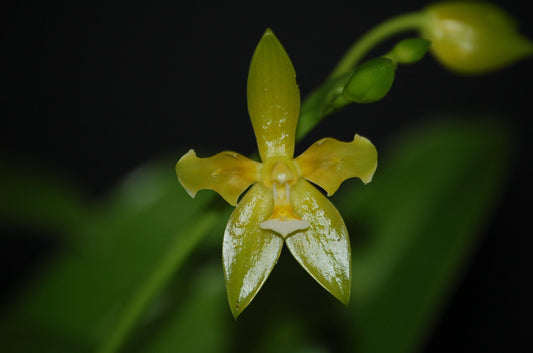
[421,1,533,74]
[343,58,395,104]
[386,38,431,64]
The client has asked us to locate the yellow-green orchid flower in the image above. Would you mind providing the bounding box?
[176,29,377,318]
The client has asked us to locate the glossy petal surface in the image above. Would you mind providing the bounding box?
[176,150,261,206]
[286,180,351,304]
[247,28,300,161]
[223,183,283,318]
[294,134,377,196]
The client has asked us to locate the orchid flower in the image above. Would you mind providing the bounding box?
[176,29,377,317]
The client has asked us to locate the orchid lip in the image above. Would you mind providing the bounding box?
[259,182,309,238]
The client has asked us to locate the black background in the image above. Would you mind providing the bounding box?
[2,0,532,352]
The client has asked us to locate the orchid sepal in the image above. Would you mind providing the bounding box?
[247,28,300,161]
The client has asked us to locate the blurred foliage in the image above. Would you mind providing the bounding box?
[0,117,512,352]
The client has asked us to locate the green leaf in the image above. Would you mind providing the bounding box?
[0,162,88,236]
[251,314,325,353]
[130,263,231,353]
[0,157,223,351]
[0,118,513,353]
[334,119,512,353]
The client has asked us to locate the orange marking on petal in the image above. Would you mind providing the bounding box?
[260,183,309,238]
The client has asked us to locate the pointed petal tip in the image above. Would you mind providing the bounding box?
[326,280,351,306]
[323,278,351,306]
[361,165,377,184]
[175,149,197,176]
[338,290,351,306]
[361,176,373,185]
[179,178,197,199]
[181,149,196,159]
[176,149,195,167]
[259,28,278,45]
[352,133,367,143]
[230,303,242,320]
[229,299,251,319]
[324,188,335,197]
[227,292,254,320]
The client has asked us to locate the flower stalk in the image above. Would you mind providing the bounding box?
[97,3,533,351]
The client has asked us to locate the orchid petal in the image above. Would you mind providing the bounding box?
[247,28,300,161]
[176,150,261,206]
[286,180,351,304]
[294,134,377,196]
[223,183,283,318]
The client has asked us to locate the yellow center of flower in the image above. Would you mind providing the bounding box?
[259,159,309,238]
[261,158,298,187]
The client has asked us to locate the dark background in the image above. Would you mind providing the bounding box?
[2,0,532,351]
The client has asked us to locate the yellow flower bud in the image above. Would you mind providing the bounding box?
[421,1,533,74]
